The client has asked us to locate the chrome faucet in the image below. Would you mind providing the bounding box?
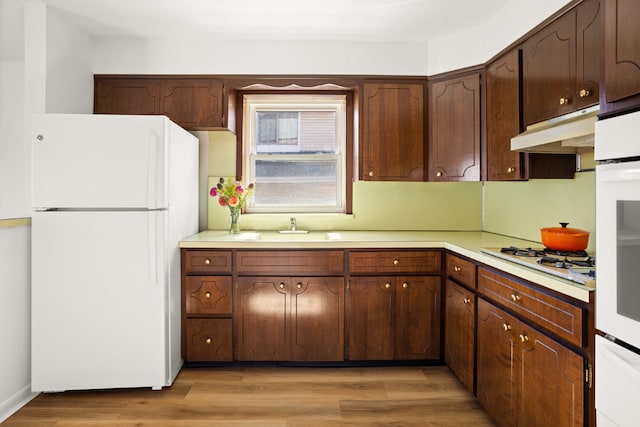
[289,217,297,231]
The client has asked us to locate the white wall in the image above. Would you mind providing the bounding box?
[0,61,28,219]
[45,7,94,113]
[0,225,32,423]
[427,0,572,74]
[93,38,430,75]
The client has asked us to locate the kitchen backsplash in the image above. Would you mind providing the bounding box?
[483,171,596,252]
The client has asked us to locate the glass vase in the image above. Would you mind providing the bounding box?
[229,208,241,234]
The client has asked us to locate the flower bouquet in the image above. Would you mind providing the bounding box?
[209,177,255,233]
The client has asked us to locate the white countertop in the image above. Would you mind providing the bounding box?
[180,230,594,302]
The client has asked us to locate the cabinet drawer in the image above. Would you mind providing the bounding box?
[185,276,232,315]
[478,267,584,347]
[183,250,232,274]
[349,250,441,274]
[236,250,344,274]
[185,319,233,362]
[446,254,476,288]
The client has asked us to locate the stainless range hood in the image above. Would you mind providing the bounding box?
[511,106,599,153]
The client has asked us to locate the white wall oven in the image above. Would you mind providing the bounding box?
[595,110,640,426]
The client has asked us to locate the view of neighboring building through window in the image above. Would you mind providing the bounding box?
[244,95,347,213]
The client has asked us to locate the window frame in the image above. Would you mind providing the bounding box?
[240,91,354,214]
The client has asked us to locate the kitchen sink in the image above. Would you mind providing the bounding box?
[258,231,341,241]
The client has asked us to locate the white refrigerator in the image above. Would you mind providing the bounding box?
[31,114,198,392]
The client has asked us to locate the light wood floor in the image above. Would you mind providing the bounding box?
[3,365,496,426]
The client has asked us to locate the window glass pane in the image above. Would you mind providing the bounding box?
[254,159,338,206]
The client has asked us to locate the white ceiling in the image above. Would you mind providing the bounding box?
[44,0,510,42]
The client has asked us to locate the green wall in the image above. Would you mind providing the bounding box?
[206,130,595,249]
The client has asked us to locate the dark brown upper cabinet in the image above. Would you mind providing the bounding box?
[428,71,481,182]
[486,50,523,181]
[485,49,576,181]
[94,76,227,131]
[600,0,640,116]
[361,82,426,181]
[522,0,601,125]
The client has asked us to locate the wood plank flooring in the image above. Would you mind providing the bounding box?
[3,366,496,426]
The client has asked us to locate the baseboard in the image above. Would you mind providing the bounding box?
[0,384,38,423]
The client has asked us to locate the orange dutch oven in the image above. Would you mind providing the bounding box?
[540,222,590,252]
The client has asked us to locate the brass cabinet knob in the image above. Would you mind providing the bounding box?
[205,337,212,345]
[502,323,512,331]
[507,167,515,173]
[279,283,285,289]
[384,283,391,289]
[463,297,471,304]
[559,97,570,105]
[579,89,590,97]
[519,334,529,343]
[402,282,408,289]
[453,266,462,272]
[204,258,211,265]
[369,171,374,177]
[296,283,303,290]
[436,171,442,177]
[205,291,211,299]
[510,293,521,302]
[393,259,399,265]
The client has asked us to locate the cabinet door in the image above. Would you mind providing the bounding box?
[290,277,345,362]
[236,277,289,361]
[362,83,425,181]
[517,327,585,427]
[575,0,601,110]
[395,276,441,360]
[161,78,224,129]
[94,78,161,115]
[185,319,233,362]
[347,276,395,360]
[428,73,481,181]
[185,276,232,315]
[486,50,523,181]
[477,298,517,427]
[522,10,576,125]
[444,280,475,393]
[602,0,640,105]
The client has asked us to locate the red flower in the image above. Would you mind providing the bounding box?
[218,198,227,207]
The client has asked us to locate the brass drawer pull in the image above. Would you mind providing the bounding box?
[204,258,211,265]
[279,283,285,289]
[393,259,399,265]
[503,323,512,331]
[579,89,590,97]
[454,266,462,272]
[385,283,392,289]
[507,167,515,173]
[205,291,211,299]
[296,283,303,290]
[402,282,408,289]
[510,293,521,302]
[205,337,212,345]
[559,97,570,105]
[519,334,529,343]
[463,297,471,304]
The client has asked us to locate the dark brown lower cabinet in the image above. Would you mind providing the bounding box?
[348,276,441,360]
[444,279,475,393]
[235,276,344,362]
[476,298,584,427]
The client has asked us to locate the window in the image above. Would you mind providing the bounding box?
[243,94,347,213]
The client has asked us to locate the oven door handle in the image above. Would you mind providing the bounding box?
[598,167,640,183]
